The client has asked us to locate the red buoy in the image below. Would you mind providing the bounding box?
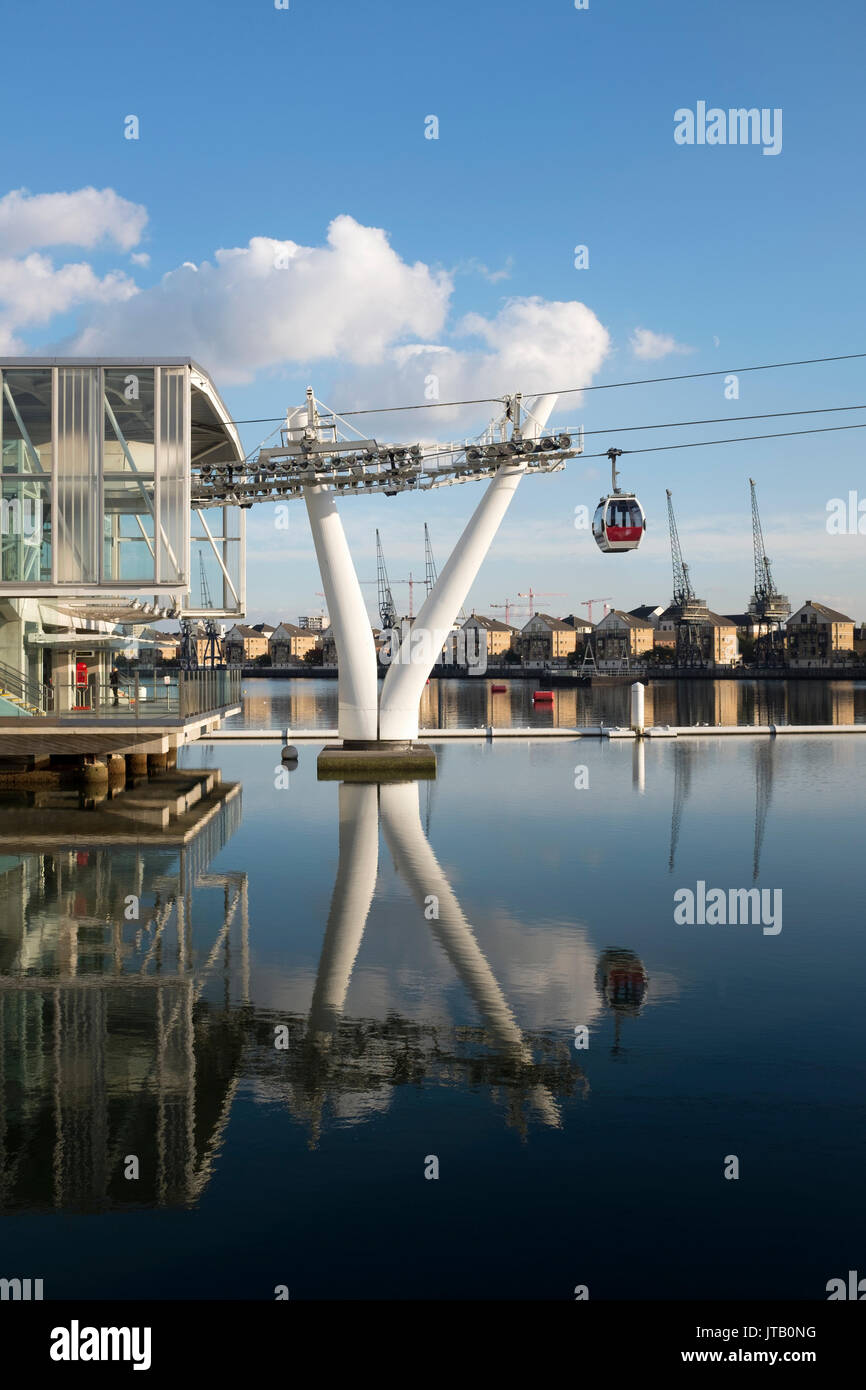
[533,690,555,702]
[491,683,507,693]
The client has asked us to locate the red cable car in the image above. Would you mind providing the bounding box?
[592,448,646,553]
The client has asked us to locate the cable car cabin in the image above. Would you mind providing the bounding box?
[592,494,646,553]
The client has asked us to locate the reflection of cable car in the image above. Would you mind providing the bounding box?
[595,948,649,1016]
[592,448,646,553]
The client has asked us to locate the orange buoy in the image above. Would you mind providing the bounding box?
[533,690,554,702]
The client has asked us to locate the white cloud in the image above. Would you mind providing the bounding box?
[630,326,693,360]
[0,253,137,327]
[0,187,145,350]
[455,255,514,284]
[0,187,147,255]
[130,251,150,267]
[331,296,611,434]
[66,216,453,384]
[2,198,611,423]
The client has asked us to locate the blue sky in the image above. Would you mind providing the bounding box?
[1,0,864,622]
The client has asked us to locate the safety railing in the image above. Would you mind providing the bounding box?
[59,668,242,721]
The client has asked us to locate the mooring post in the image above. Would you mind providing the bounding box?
[630,681,645,736]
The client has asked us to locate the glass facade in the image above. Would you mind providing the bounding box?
[158,367,186,585]
[103,367,156,583]
[0,363,196,592]
[186,505,244,617]
[1,370,53,583]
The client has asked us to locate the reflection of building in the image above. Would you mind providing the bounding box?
[786,601,855,666]
[0,773,247,1211]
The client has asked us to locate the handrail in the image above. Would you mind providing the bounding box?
[0,658,52,712]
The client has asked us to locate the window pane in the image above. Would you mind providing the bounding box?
[1,369,52,476]
[158,367,187,585]
[56,367,99,583]
[103,369,156,583]
[1,478,51,581]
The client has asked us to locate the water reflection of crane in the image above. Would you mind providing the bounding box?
[595,948,649,1056]
[668,741,694,872]
[753,739,774,882]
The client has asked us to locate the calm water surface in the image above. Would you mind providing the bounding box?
[0,694,864,1300]
[226,675,866,730]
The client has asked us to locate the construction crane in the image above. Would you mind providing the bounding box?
[490,600,529,626]
[518,588,566,618]
[581,598,612,624]
[748,478,790,664]
[665,489,706,666]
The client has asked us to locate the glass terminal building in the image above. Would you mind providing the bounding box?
[0,359,245,713]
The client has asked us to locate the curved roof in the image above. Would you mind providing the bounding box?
[0,356,244,468]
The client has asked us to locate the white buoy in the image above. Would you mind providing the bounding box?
[630,681,645,736]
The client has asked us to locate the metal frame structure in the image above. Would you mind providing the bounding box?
[189,387,579,742]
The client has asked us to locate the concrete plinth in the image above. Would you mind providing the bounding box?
[107,754,127,788]
[79,758,109,790]
[317,741,437,781]
[125,752,149,779]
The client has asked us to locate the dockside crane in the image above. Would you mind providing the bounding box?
[665,489,706,666]
[180,553,223,668]
[375,528,398,630]
[748,479,790,664]
[425,523,466,624]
